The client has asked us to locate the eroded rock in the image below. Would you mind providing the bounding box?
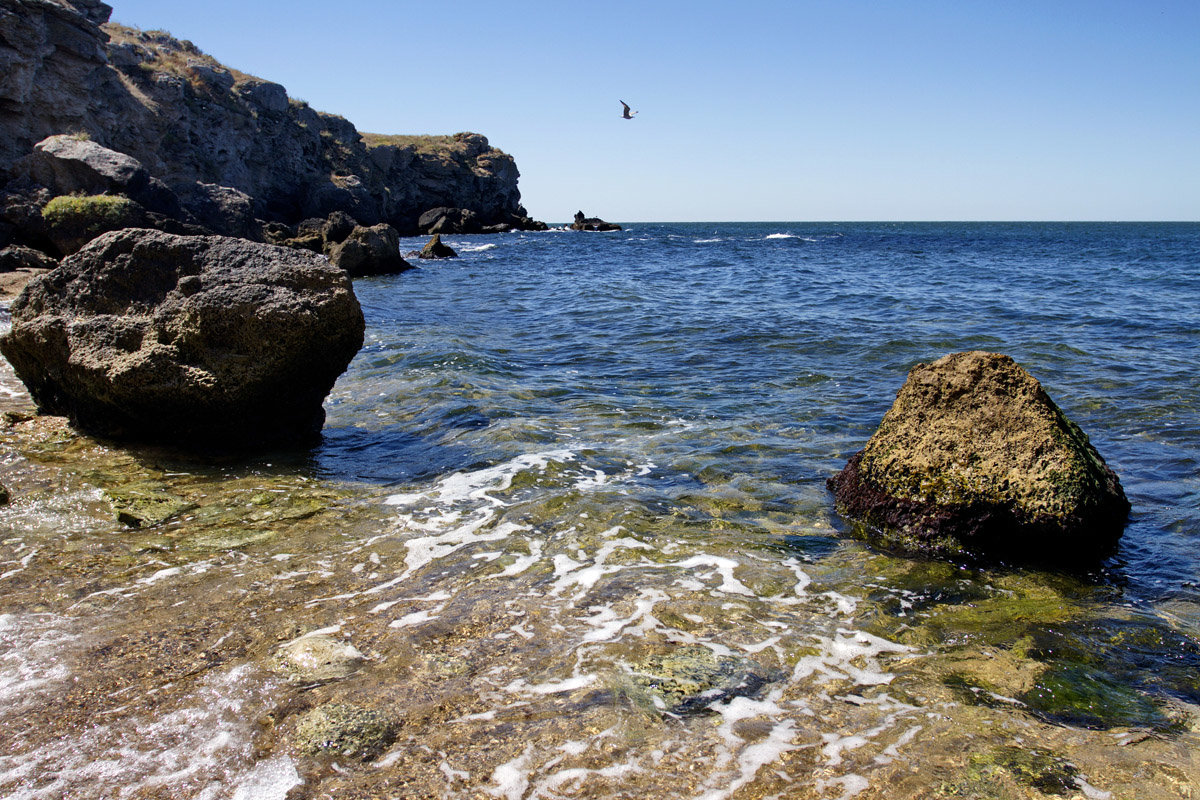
[417,233,456,259]
[826,351,1129,563]
[327,223,413,277]
[0,228,365,448]
[570,210,621,232]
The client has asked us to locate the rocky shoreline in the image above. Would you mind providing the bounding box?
[1,0,546,280]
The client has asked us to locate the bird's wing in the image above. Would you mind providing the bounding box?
[620,101,630,111]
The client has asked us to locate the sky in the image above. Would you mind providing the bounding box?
[104,1,1199,222]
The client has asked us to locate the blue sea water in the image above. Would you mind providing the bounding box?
[325,221,1200,606]
[3,221,1200,798]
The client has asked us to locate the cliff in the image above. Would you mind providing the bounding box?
[0,0,541,237]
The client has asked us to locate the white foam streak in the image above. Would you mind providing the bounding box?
[670,555,755,597]
[486,746,533,800]
[229,755,303,800]
[385,450,574,509]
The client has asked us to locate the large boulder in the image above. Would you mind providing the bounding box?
[327,223,413,277]
[0,228,364,448]
[22,135,182,217]
[826,351,1129,563]
[417,206,479,235]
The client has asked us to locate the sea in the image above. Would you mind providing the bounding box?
[0,221,1198,799]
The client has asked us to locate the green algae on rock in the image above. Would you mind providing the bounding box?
[293,704,397,760]
[104,480,198,528]
[627,644,774,714]
[827,351,1129,564]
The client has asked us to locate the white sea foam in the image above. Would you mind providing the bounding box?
[669,555,756,597]
[486,746,533,800]
[229,755,303,800]
[0,613,77,713]
[0,663,275,800]
[458,243,499,253]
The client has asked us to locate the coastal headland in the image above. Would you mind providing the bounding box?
[0,0,545,268]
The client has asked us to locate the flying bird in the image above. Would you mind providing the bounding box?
[620,100,637,120]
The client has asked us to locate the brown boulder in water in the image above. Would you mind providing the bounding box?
[0,228,364,448]
[827,351,1129,564]
[417,233,456,259]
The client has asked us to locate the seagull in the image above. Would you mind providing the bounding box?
[620,100,638,120]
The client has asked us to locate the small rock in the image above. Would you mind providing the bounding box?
[293,704,397,760]
[271,632,366,684]
[630,645,773,714]
[104,481,198,528]
[417,233,456,259]
[40,193,149,255]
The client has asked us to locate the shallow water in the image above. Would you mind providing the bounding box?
[1,222,1199,799]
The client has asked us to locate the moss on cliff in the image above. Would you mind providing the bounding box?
[42,193,145,254]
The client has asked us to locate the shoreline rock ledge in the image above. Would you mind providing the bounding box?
[0,228,364,448]
[826,351,1130,564]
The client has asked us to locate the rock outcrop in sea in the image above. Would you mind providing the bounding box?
[0,0,544,256]
[0,228,364,447]
[826,351,1130,563]
[570,210,621,232]
[417,233,457,259]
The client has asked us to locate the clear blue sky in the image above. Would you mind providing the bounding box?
[106,1,1199,222]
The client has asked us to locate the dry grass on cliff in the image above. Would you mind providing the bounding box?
[360,133,457,153]
[103,23,263,88]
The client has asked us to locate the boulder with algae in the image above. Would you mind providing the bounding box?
[827,351,1129,563]
[293,704,398,761]
[629,645,774,714]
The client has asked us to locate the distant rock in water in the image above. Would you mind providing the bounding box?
[0,228,364,448]
[417,233,456,259]
[570,210,621,232]
[826,351,1129,564]
[327,223,413,277]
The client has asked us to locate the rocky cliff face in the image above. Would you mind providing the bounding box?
[0,0,540,235]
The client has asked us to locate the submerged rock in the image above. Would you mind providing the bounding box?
[417,233,456,259]
[827,351,1129,563]
[293,704,397,760]
[104,480,197,528]
[0,228,365,448]
[271,632,366,684]
[630,645,773,714]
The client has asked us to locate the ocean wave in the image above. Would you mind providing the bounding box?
[458,243,498,253]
